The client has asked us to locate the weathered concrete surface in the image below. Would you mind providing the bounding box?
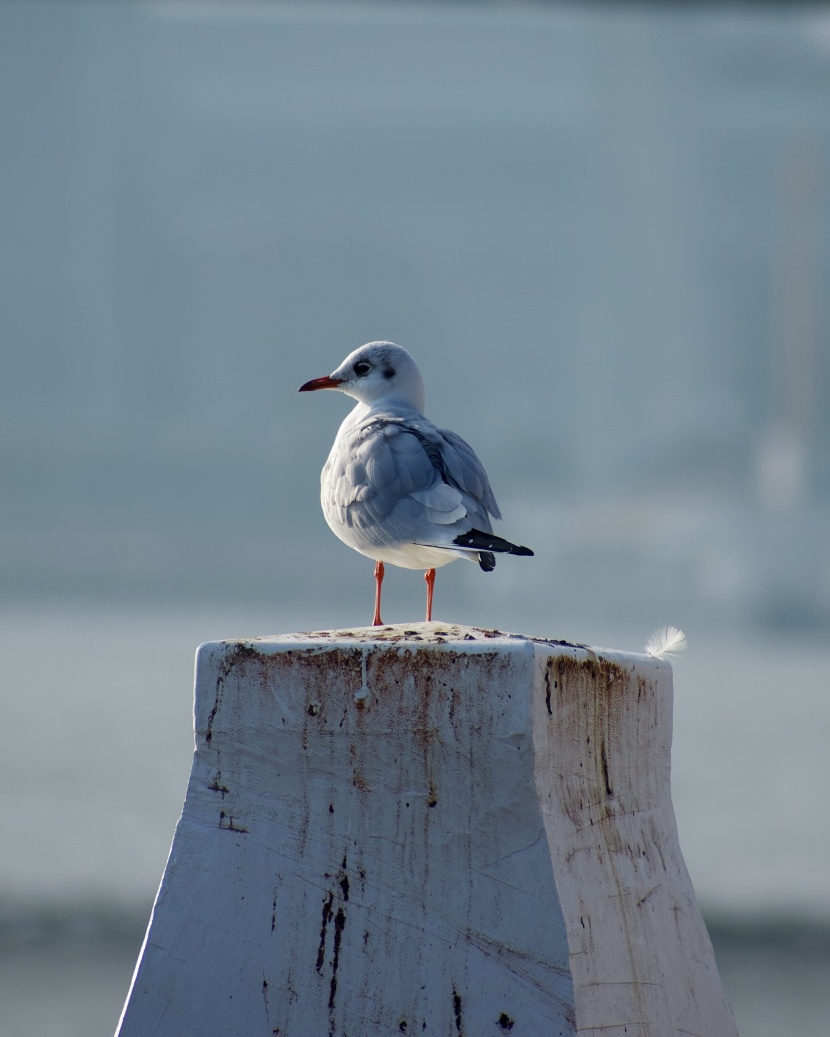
[534,649,738,1037]
[116,624,737,1037]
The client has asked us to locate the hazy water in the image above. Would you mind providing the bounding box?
[1,604,828,1035]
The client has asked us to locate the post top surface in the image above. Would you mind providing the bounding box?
[196,622,664,671]
[201,621,573,652]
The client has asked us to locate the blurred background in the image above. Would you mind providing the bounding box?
[1,1,829,1034]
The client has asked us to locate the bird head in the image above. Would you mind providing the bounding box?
[299,341,426,413]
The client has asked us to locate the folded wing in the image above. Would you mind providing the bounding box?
[323,414,499,553]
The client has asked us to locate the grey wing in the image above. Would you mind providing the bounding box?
[323,417,495,552]
[432,425,502,521]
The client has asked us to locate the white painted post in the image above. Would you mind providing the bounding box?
[116,624,738,1037]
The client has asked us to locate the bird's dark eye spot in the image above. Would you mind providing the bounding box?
[354,361,371,377]
[383,367,395,379]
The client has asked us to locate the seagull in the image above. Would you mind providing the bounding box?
[299,341,533,625]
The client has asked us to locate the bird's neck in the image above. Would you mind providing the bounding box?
[343,395,425,427]
[340,400,372,429]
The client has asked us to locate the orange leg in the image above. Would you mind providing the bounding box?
[373,560,385,626]
[424,568,436,622]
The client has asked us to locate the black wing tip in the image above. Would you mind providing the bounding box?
[453,529,535,559]
[478,552,496,572]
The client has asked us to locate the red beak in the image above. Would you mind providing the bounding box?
[298,375,343,392]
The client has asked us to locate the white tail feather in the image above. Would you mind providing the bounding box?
[645,626,687,659]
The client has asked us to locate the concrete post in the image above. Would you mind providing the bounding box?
[116,623,738,1037]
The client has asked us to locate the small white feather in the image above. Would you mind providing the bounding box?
[645,626,688,660]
